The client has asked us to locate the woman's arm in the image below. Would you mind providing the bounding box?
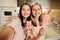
[0,26,15,40]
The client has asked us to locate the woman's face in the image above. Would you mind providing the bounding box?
[21,5,31,18]
[32,5,42,18]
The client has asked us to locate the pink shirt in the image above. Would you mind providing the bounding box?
[42,15,50,26]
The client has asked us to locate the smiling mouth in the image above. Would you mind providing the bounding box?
[24,14,28,15]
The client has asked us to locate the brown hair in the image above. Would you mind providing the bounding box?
[31,3,43,27]
[19,3,32,28]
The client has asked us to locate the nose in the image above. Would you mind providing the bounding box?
[25,10,27,13]
[35,10,38,13]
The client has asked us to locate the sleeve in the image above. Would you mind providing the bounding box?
[7,19,20,28]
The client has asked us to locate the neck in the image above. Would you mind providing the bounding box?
[35,17,38,21]
[33,17,39,25]
[23,18,27,23]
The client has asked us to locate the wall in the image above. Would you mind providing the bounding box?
[0,0,17,7]
[50,9,60,22]
[50,0,60,22]
[17,0,25,7]
[31,0,51,9]
[0,0,17,27]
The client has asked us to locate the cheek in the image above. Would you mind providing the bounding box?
[32,11,35,15]
[28,11,31,15]
[27,11,30,16]
[38,11,41,15]
[21,11,24,16]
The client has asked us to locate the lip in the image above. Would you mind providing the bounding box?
[24,13,28,15]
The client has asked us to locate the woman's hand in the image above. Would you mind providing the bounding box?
[47,7,51,14]
[36,27,45,39]
[26,29,34,37]
[39,27,45,36]
[24,29,35,40]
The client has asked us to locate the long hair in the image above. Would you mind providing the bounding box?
[19,3,32,28]
[31,3,43,27]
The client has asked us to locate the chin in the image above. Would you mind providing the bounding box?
[24,16,28,18]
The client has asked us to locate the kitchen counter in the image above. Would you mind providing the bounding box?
[46,36,60,40]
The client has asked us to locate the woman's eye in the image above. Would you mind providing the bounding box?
[33,9,36,11]
[27,9,30,11]
[38,8,40,10]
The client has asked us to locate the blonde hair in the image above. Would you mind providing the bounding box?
[31,3,43,27]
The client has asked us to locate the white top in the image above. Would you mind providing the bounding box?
[33,26,45,40]
[32,24,45,40]
[7,17,25,40]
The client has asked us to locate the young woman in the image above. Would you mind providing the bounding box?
[0,3,32,40]
[31,3,51,40]
[19,3,31,28]
[31,3,45,40]
[19,3,33,40]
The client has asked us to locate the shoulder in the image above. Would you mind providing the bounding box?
[7,17,21,27]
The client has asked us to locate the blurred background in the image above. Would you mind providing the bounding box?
[0,0,60,40]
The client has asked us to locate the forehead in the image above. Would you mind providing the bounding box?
[22,5,30,9]
[32,5,41,9]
